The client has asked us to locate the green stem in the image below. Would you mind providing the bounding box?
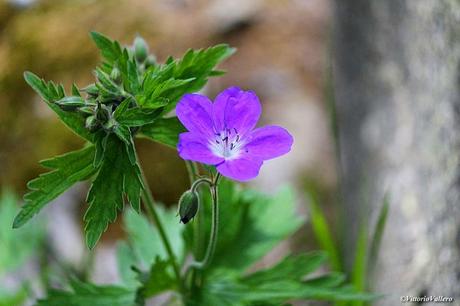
[188,173,221,270]
[139,168,184,294]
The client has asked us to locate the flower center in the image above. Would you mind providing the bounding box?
[210,127,244,160]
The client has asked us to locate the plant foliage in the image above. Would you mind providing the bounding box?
[15,32,234,249]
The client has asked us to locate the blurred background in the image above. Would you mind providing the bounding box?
[1,0,459,305]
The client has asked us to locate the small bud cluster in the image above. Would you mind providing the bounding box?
[133,36,156,73]
[53,36,156,135]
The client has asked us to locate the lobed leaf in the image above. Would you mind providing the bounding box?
[116,108,161,127]
[24,71,94,142]
[90,32,123,65]
[90,32,140,95]
[139,44,234,113]
[242,252,328,285]
[136,257,176,298]
[121,207,184,268]
[13,146,97,228]
[190,273,378,306]
[139,117,186,148]
[203,181,304,272]
[84,136,142,249]
[35,279,136,306]
[1,190,45,273]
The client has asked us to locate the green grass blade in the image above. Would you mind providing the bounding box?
[350,225,368,306]
[306,189,342,272]
[368,194,390,275]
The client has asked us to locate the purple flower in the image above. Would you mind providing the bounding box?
[176,87,293,181]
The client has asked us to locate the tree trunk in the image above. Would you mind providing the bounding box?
[333,0,460,304]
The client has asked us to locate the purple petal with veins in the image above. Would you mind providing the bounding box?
[176,87,293,182]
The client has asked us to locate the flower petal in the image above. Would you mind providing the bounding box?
[216,155,263,181]
[178,132,224,165]
[244,125,293,160]
[213,87,261,136]
[176,94,214,137]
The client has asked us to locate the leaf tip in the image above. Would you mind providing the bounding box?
[23,71,38,83]
[12,213,24,229]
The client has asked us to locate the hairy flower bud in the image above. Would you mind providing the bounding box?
[85,115,99,132]
[82,84,99,97]
[178,190,199,224]
[134,36,149,63]
[145,54,157,68]
[55,96,85,111]
[95,104,110,123]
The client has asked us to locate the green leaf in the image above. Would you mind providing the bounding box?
[13,146,96,228]
[1,190,45,273]
[202,181,304,272]
[90,32,123,64]
[191,274,378,306]
[117,207,184,299]
[24,71,94,142]
[116,108,161,127]
[84,136,142,249]
[90,32,140,95]
[306,187,342,271]
[71,83,81,97]
[35,279,136,306]
[139,117,186,148]
[136,256,176,298]
[122,207,184,267]
[95,67,121,94]
[351,225,368,306]
[0,286,28,306]
[304,272,346,288]
[139,44,234,113]
[139,66,195,108]
[243,252,327,286]
[116,241,139,288]
[126,59,141,93]
[113,124,132,145]
[113,98,132,119]
[93,131,108,168]
[368,194,389,274]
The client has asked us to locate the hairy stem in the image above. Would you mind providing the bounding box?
[138,164,184,294]
[188,173,221,270]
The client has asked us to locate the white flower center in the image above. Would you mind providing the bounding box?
[209,128,245,160]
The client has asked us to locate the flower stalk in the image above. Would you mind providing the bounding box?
[188,173,221,271]
[138,159,184,294]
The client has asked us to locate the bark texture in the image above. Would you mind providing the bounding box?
[333,1,460,304]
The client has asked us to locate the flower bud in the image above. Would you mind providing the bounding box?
[145,54,157,68]
[85,115,99,132]
[95,104,110,122]
[178,190,199,224]
[55,96,85,111]
[134,36,149,63]
[82,84,99,97]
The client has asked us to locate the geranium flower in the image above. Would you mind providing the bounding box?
[176,87,293,181]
